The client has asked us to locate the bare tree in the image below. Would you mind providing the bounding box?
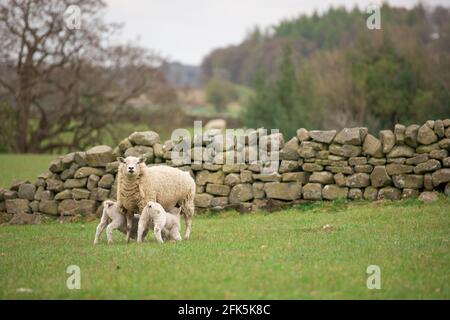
[0,0,174,153]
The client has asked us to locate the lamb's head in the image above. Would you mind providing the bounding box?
[118,156,146,178]
[103,199,116,211]
[145,201,165,214]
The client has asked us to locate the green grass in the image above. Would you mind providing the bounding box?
[0,198,449,299]
[0,154,56,188]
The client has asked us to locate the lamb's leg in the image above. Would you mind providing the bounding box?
[137,211,151,244]
[106,219,122,244]
[170,227,182,242]
[93,214,109,245]
[153,225,164,243]
[182,202,194,240]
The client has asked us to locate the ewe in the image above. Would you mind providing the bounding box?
[93,200,147,244]
[139,201,182,243]
[117,156,196,242]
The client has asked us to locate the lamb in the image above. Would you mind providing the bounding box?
[116,156,196,243]
[93,200,148,244]
[138,201,182,243]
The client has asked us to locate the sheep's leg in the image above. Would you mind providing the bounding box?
[137,212,151,244]
[154,225,164,243]
[93,214,109,245]
[106,219,122,244]
[125,214,133,244]
[182,202,194,240]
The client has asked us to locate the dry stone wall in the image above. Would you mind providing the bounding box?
[1,120,450,223]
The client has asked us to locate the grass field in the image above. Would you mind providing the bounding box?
[0,154,56,188]
[0,198,449,299]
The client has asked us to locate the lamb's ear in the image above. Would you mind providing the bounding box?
[138,156,146,164]
[117,157,125,163]
[172,207,182,215]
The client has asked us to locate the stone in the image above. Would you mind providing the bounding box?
[431,169,450,186]
[118,138,133,152]
[334,128,362,145]
[63,178,87,189]
[58,199,96,216]
[297,146,316,159]
[252,182,265,199]
[439,139,450,150]
[252,172,281,182]
[424,174,433,191]
[445,183,450,196]
[309,130,336,144]
[418,191,439,202]
[210,197,229,207]
[72,188,90,200]
[302,163,323,172]
[29,200,39,212]
[387,146,414,158]
[406,154,429,165]
[444,119,450,127]
[354,165,373,174]
[378,187,401,200]
[386,164,414,175]
[224,173,240,186]
[85,145,114,167]
[248,162,262,172]
[392,174,424,189]
[404,124,420,148]
[229,184,253,204]
[310,171,334,184]
[49,158,65,173]
[105,161,120,174]
[240,170,253,183]
[38,171,53,180]
[302,183,322,200]
[380,130,396,153]
[259,133,284,151]
[329,144,362,158]
[346,173,370,188]
[54,190,73,200]
[18,183,36,201]
[322,185,348,200]
[348,188,363,200]
[74,152,87,166]
[9,212,41,225]
[153,143,164,158]
[368,157,386,166]
[202,163,222,171]
[4,190,18,200]
[416,143,440,154]
[39,200,59,215]
[87,175,100,191]
[349,157,367,166]
[364,187,378,200]
[206,184,230,196]
[434,120,445,138]
[426,120,435,129]
[370,166,392,187]
[280,137,299,160]
[417,124,438,145]
[98,174,114,189]
[96,188,110,201]
[444,157,450,167]
[222,164,244,173]
[402,189,419,199]
[326,166,353,174]
[414,159,441,174]
[46,179,64,192]
[387,156,405,163]
[296,128,310,141]
[334,173,346,187]
[74,167,105,179]
[129,131,160,146]
[124,146,154,162]
[430,149,448,160]
[60,163,79,180]
[281,172,309,184]
[362,134,383,157]
[279,160,299,173]
[394,124,406,144]
[5,199,29,214]
[264,182,302,200]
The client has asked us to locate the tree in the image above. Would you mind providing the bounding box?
[0,0,173,153]
[205,78,237,113]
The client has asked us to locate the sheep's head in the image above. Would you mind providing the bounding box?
[118,156,146,178]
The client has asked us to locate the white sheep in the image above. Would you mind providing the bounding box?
[93,200,148,244]
[138,201,182,243]
[116,156,196,242]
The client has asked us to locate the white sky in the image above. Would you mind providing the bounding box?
[104,0,449,65]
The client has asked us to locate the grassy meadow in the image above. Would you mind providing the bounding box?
[0,198,449,299]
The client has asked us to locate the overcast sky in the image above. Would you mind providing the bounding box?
[104,0,448,65]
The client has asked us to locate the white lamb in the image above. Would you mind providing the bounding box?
[116,156,196,243]
[93,200,148,244]
[139,201,182,243]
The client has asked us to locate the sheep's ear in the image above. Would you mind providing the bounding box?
[117,157,125,163]
[139,157,146,164]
